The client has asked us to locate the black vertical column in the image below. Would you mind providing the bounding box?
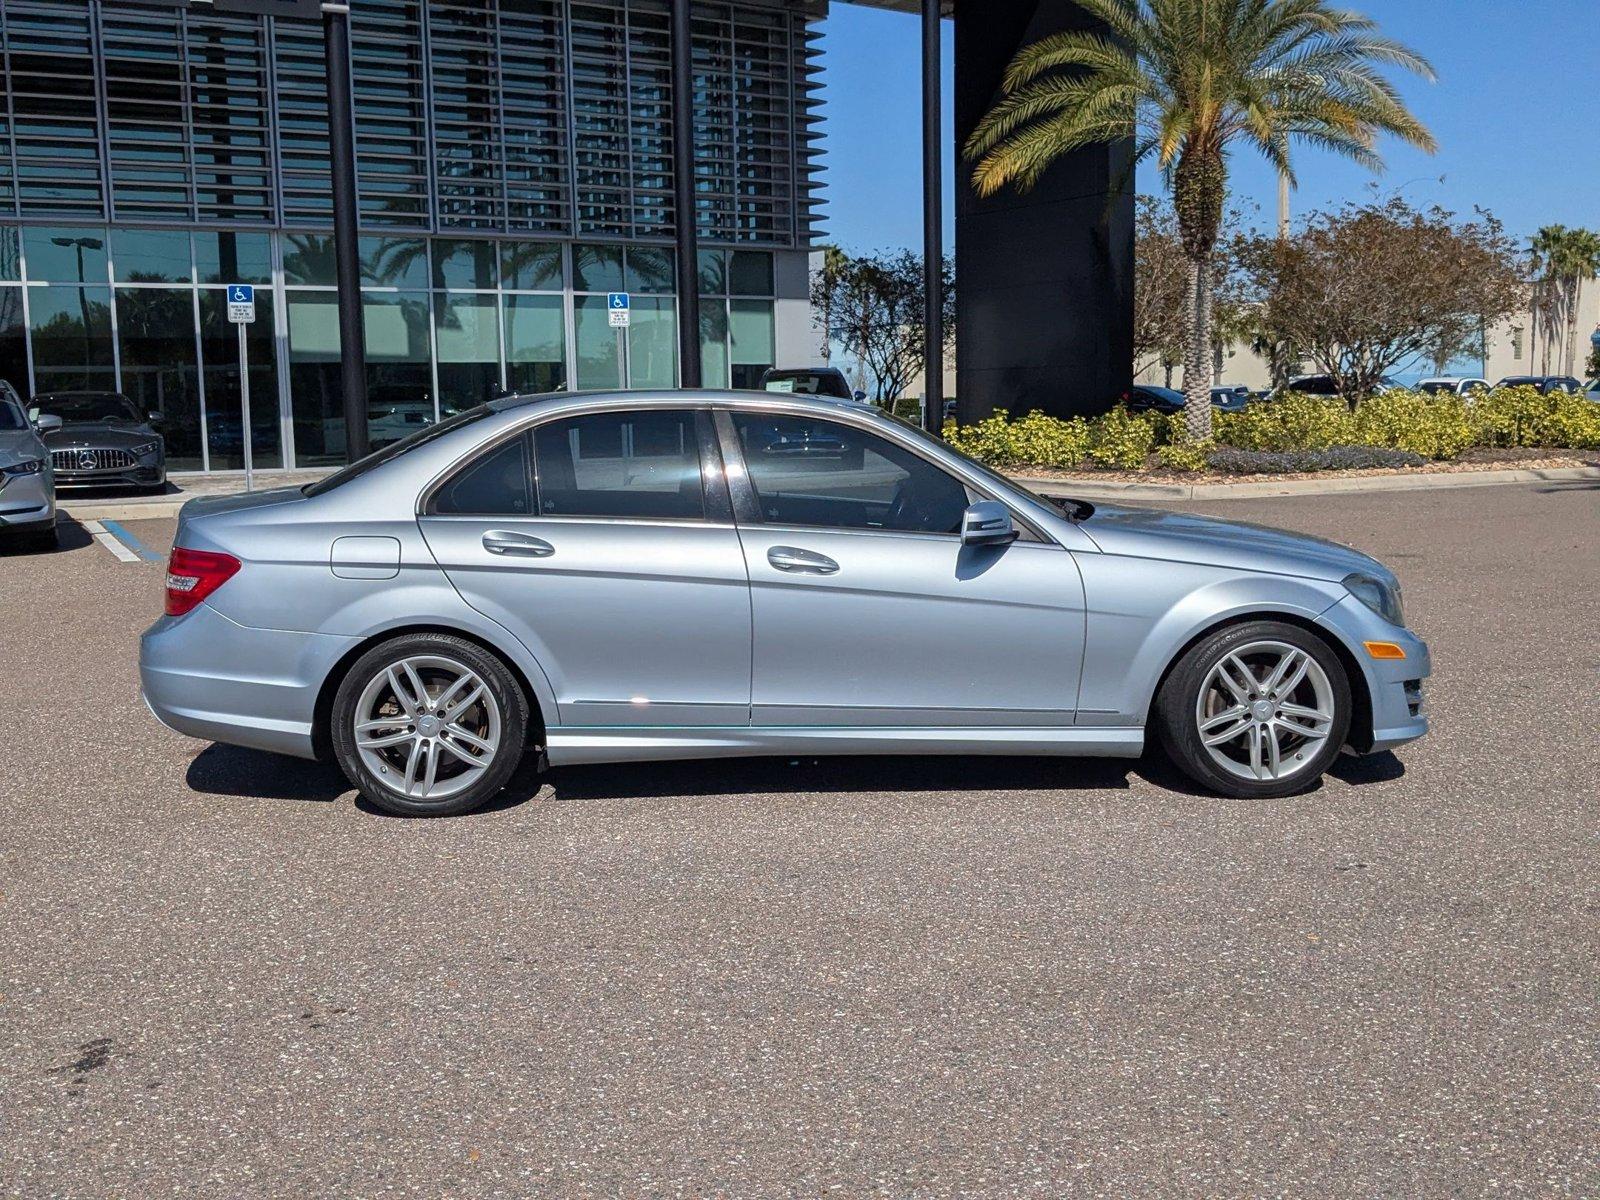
[324,2,369,459]
[670,0,703,388]
[921,0,943,433]
[954,0,1133,422]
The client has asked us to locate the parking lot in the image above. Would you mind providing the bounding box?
[1,481,1596,1196]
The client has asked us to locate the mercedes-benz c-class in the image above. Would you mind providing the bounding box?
[140,390,1429,816]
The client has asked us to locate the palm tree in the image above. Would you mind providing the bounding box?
[1530,225,1600,376]
[965,0,1436,440]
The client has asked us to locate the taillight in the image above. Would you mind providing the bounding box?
[165,547,241,616]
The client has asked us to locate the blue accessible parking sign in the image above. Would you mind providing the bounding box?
[607,291,630,327]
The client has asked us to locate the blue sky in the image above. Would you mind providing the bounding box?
[815,0,1600,252]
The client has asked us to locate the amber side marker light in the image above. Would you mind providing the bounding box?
[1364,641,1407,660]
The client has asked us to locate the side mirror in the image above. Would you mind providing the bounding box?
[852,390,867,402]
[961,500,1017,547]
[34,413,62,435]
[146,411,165,427]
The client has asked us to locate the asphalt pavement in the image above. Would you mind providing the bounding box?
[1,481,1596,1197]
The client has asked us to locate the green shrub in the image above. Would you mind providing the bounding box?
[1208,445,1428,474]
[1156,438,1213,472]
[943,410,1091,468]
[1086,405,1158,469]
[1470,385,1600,449]
[1351,389,1476,460]
[1214,392,1356,452]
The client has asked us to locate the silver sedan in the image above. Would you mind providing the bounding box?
[141,391,1430,816]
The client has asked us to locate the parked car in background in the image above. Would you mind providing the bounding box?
[0,381,58,550]
[28,391,167,491]
[758,367,868,403]
[1417,377,1490,396]
[140,389,1430,817]
[1285,374,1404,396]
[1492,375,1584,394]
[1124,385,1247,414]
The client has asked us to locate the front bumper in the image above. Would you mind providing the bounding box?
[0,468,56,533]
[140,602,358,760]
[54,463,165,489]
[1317,594,1432,753]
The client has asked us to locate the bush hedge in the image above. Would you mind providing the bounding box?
[942,385,1600,474]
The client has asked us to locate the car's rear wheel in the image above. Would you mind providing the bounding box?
[330,633,527,817]
[1155,620,1351,798]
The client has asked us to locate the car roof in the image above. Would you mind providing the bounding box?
[486,387,874,418]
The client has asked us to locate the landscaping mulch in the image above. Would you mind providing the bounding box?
[1016,448,1598,487]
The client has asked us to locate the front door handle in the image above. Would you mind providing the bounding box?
[482,530,555,558]
[767,545,839,575]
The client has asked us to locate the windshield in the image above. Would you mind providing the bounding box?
[0,399,26,431]
[302,404,494,497]
[31,392,142,423]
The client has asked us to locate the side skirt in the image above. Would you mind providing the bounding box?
[545,725,1145,767]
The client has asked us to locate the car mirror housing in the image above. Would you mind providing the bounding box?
[961,500,1017,547]
[34,413,63,435]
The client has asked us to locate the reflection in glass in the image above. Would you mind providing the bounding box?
[699,303,730,388]
[114,229,192,283]
[572,244,624,294]
[363,237,429,289]
[501,242,562,291]
[0,228,18,282]
[627,296,677,389]
[361,291,434,438]
[626,246,674,294]
[29,286,115,392]
[697,249,726,296]
[575,295,622,389]
[200,288,281,470]
[0,287,28,397]
[286,291,345,466]
[23,227,109,284]
[116,287,203,470]
[504,293,566,394]
[432,240,497,290]
[282,233,336,286]
[195,232,272,285]
[730,299,775,378]
[435,292,501,413]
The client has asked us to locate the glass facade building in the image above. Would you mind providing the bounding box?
[0,0,822,470]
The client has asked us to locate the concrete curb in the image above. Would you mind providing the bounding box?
[55,463,1600,523]
[1015,464,1600,502]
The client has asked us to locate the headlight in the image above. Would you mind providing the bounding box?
[1343,571,1405,627]
[1,457,44,476]
[131,441,161,457]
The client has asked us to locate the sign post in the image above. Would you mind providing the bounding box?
[608,292,630,387]
[227,284,257,493]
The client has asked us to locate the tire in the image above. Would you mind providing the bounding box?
[1154,620,1351,799]
[330,633,528,817]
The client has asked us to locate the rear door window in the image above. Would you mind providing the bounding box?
[532,410,705,520]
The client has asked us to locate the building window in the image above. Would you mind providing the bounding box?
[504,293,566,394]
[29,286,115,394]
[117,286,204,471]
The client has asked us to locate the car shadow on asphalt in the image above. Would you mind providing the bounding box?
[0,519,92,557]
[183,742,1400,815]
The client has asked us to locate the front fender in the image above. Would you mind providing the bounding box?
[1073,552,1345,725]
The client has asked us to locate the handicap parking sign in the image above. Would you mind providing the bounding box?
[227,284,256,323]
[607,291,630,328]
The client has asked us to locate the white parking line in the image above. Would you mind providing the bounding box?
[80,519,140,564]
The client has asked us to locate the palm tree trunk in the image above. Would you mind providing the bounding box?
[1181,255,1213,441]
[1564,281,1579,376]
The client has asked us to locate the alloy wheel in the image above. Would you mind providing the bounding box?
[352,654,502,800]
[1194,639,1336,783]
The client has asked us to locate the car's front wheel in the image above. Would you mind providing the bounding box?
[1154,620,1351,798]
[330,633,528,816]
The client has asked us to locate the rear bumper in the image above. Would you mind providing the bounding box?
[140,603,357,760]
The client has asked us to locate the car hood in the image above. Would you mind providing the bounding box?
[1079,503,1393,584]
[0,426,46,468]
[44,422,159,450]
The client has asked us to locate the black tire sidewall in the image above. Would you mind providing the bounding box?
[1156,620,1352,799]
[330,633,528,817]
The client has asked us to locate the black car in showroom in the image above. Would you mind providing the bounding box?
[29,391,167,491]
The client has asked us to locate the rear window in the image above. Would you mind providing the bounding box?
[303,404,493,497]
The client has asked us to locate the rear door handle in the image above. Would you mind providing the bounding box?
[767,545,839,575]
[482,530,555,558]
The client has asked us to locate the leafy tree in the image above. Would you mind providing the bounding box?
[1133,196,1187,379]
[1241,197,1525,403]
[964,0,1435,440]
[815,249,955,406]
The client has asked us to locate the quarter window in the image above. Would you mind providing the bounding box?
[730,413,970,534]
[533,410,705,520]
[432,435,532,516]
